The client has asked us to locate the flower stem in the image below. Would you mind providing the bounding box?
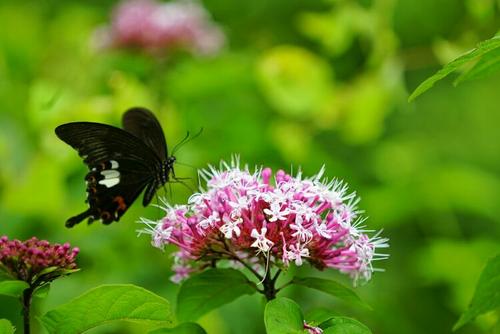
[22,286,34,334]
[262,271,277,301]
[272,269,282,282]
[220,238,264,281]
[232,255,263,281]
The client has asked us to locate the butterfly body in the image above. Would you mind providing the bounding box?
[56,107,175,227]
[159,157,177,184]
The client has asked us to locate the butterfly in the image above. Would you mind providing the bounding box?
[55,107,188,227]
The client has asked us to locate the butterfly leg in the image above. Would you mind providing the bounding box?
[167,181,173,198]
[171,178,195,193]
[66,208,92,228]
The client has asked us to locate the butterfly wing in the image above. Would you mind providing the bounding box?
[122,107,168,161]
[55,122,162,227]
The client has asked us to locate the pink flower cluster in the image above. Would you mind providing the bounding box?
[95,0,225,56]
[141,159,388,284]
[0,236,79,284]
[304,321,323,334]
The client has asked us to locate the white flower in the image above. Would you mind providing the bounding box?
[291,202,317,223]
[219,216,242,239]
[286,243,309,266]
[315,222,332,239]
[198,211,220,229]
[250,227,274,252]
[228,195,250,216]
[263,201,289,222]
[152,225,173,249]
[290,216,313,242]
[188,192,208,206]
[228,170,258,191]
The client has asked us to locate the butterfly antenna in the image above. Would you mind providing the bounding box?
[171,131,190,155]
[171,127,204,155]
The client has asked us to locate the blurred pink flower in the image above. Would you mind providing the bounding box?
[140,158,389,284]
[304,321,323,334]
[0,236,79,284]
[95,0,225,56]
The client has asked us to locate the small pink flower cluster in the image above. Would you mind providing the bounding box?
[95,0,225,56]
[141,159,388,284]
[0,236,79,284]
[304,321,323,334]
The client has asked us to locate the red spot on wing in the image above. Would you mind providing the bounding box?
[113,196,127,213]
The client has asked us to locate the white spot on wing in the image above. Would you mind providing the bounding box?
[101,170,119,178]
[99,178,120,188]
[98,169,120,188]
[110,160,119,169]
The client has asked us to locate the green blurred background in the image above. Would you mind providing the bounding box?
[1,0,499,333]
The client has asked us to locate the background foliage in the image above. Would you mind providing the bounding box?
[0,0,499,333]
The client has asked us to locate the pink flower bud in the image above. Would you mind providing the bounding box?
[0,236,79,285]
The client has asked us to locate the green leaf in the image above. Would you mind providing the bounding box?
[176,268,256,322]
[322,317,372,334]
[453,254,500,330]
[149,323,207,334]
[0,280,29,298]
[36,266,60,277]
[291,277,370,309]
[34,284,50,299]
[455,47,500,84]
[305,308,340,326]
[40,284,173,334]
[264,297,305,334]
[33,267,79,284]
[408,35,500,101]
[0,319,15,334]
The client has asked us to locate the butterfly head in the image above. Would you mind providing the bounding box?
[159,156,176,185]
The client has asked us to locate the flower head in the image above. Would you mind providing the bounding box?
[0,236,79,286]
[140,158,389,285]
[94,0,225,56]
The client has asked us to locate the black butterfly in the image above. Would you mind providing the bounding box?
[56,107,185,227]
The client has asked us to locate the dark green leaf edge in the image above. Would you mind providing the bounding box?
[408,36,500,101]
[453,254,500,330]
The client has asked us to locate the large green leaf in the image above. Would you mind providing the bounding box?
[264,297,305,334]
[40,284,173,334]
[322,317,372,334]
[176,268,256,322]
[291,277,370,309]
[149,323,207,334]
[408,35,500,101]
[0,280,29,298]
[305,308,340,326]
[0,319,15,334]
[453,254,500,330]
